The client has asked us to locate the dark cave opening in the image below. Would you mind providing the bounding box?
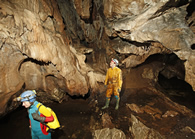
[143,53,195,112]
[158,71,195,112]
[158,73,192,91]
[191,43,195,50]
[66,91,91,100]
[186,0,195,17]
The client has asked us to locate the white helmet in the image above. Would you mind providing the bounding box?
[112,59,119,66]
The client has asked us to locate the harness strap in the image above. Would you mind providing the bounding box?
[37,104,51,130]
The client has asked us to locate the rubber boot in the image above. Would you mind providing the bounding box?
[102,99,110,109]
[115,98,120,110]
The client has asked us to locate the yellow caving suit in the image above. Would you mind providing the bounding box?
[105,67,122,99]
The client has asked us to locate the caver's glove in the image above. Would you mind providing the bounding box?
[32,111,46,123]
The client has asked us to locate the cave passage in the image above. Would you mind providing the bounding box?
[158,73,195,112]
[1,54,195,139]
[146,53,195,112]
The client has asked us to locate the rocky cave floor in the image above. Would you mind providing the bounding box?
[1,60,195,139]
[0,84,195,139]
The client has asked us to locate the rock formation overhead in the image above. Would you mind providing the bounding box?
[0,0,194,116]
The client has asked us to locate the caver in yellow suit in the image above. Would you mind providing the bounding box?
[102,59,122,110]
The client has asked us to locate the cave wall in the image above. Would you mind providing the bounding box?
[0,0,194,116]
[58,0,195,90]
[103,0,195,89]
[0,0,102,115]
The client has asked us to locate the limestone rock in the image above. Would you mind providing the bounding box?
[93,128,126,139]
[130,114,165,139]
[0,44,24,115]
[104,0,195,90]
[126,103,144,114]
[101,113,115,129]
[73,0,92,19]
[0,0,92,115]
[162,110,179,118]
